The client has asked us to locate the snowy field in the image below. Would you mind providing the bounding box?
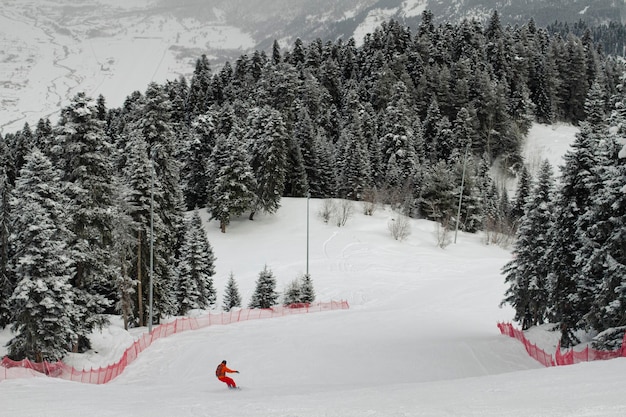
[0,0,255,134]
[0,0,394,134]
[2,121,626,416]
[523,123,581,178]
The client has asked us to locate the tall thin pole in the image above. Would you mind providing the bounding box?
[137,230,143,328]
[454,143,470,244]
[306,193,310,276]
[148,162,154,332]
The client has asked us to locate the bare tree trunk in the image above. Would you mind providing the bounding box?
[120,254,129,331]
[137,230,144,327]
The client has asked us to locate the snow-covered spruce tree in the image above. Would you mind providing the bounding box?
[0,163,12,327]
[283,279,302,306]
[510,164,532,224]
[577,135,626,349]
[271,39,282,65]
[422,98,443,162]
[206,128,257,233]
[121,130,173,325]
[223,272,242,312]
[314,130,338,198]
[451,153,482,234]
[336,113,373,200]
[379,83,419,186]
[502,159,555,330]
[7,149,77,361]
[432,116,455,162]
[300,273,315,304]
[557,35,590,123]
[123,131,153,326]
[187,54,214,117]
[214,103,238,138]
[249,265,279,309]
[11,123,35,177]
[109,195,136,331]
[482,182,502,244]
[498,187,514,237]
[584,80,608,132]
[384,154,403,191]
[0,133,16,185]
[34,117,54,155]
[180,112,217,210]
[283,132,309,198]
[126,82,185,321]
[50,93,120,349]
[419,161,457,225]
[528,42,554,124]
[245,106,288,220]
[543,123,598,347]
[293,102,325,197]
[452,107,478,158]
[177,209,217,314]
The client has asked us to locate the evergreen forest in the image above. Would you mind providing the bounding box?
[0,10,625,362]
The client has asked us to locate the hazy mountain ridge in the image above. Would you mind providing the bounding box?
[426,0,625,27]
[322,0,626,44]
[227,0,626,46]
[3,0,623,54]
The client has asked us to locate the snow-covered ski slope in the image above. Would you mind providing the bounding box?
[2,123,626,416]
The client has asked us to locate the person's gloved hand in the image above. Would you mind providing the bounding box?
[236,371,240,373]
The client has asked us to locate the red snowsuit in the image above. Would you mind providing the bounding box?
[216,362,238,388]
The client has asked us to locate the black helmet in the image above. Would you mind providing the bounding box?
[222,360,227,364]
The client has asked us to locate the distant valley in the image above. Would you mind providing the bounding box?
[0,0,623,132]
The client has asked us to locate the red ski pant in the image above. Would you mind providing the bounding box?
[218,376,237,388]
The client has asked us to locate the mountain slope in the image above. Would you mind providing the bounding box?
[0,0,623,133]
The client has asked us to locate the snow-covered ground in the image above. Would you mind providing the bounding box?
[523,123,580,178]
[353,7,399,47]
[2,123,626,416]
[0,0,255,134]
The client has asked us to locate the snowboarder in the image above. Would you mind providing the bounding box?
[215,360,239,389]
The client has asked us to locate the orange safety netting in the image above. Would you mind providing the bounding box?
[0,301,349,384]
[497,322,626,367]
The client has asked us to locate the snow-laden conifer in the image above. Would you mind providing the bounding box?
[181,113,217,210]
[249,265,279,309]
[50,93,119,349]
[223,272,242,312]
[502,160,555,329]
[125,83,184,320]
[337,115,372,200]
[576,135,626,348]
[206,128,257,233]
[246,106,288,220]
[544,123,598,346]
[177,209,217,314]
[300,273,316,304]
[0,163,12,327]
[7,149,77,361]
